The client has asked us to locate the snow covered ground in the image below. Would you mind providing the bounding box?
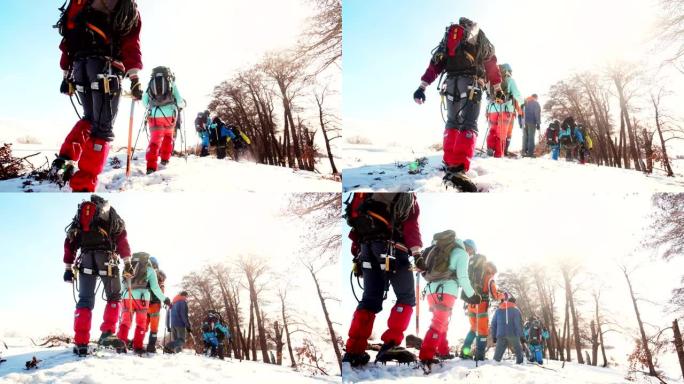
[0,144,340,192]
[342,348,682,384]
[342,144,684,192]
[0,345,339,383]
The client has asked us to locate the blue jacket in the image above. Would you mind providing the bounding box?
[490,301,523,338]
[524,99,541,125]
[169,295,190,328]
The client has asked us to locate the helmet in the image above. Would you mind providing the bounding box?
[464,239,477,254]
[500,63,512,74]
[150,256,159,268]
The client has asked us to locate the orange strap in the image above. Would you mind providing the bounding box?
[367,211,391,228]
[86,22,110,44]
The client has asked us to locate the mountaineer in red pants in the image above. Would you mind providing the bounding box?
[343,193,422,367]
[145,256,166,352]
[62,195,132,356]
[414,230,480,373]
[413,17,502,192]
[142,66,186,174]
[116,252,170,354]
[50,0,143,192]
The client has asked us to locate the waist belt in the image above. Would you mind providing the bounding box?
[81,267,110,276]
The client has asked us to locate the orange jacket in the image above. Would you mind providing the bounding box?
[467,273,504,314]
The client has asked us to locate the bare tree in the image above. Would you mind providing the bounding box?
[656,0,684,72]
[287,193,343,368]
[561,263,585,364]
[620,264,658,377]
[299,0,342,74]
[314,85,340,174]
[239,256,271,363]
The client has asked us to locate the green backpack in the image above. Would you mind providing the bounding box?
[416,230,461,282]
[129,252,152,289]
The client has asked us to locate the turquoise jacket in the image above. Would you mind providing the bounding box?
[122,266,167,303]
[488,76,523,114]
[143,83,186,120]
[424,239,476,298]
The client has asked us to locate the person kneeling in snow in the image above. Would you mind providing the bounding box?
[546,120,561,160]
[202,310,230,359]
[195,110,211,157]
[491,293,524,364]
[523,316,550,364]
[117,252,170,354]
[143,66,186,174]
[164,291,191,353]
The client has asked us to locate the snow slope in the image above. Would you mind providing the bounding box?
[0,345,339,384]
[0,145,340,192]
[342,144,684,192]
[342,354,681,384]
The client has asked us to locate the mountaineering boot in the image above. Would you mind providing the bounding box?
[200,147,209,157]
[443,166,478,192]
[146,333,158,353]
[48,156,76,184]
[437,352,455,360]
[160,160,169,166]
[73,344,89,357]
[420,358,440,375]
[98,332,126,352]
[146,168,155,175]
[133,348,145,356]
[375,342,417,365]
[342,352,370,367]
[474,337,488,361]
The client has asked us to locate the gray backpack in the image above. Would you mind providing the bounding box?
[416,230,461,282]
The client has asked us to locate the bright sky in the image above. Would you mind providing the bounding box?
[343,0,681,152]
[0,0,315,150]
[340,193,684,363]
[0,193,341,341]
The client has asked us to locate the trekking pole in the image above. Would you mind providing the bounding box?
[126,98,136,178]
[415,271,420,336]
[182,109,188,163]
[480,103,493,153]
[131,112,148,159]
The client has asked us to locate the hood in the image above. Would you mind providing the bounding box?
[173,295,187,304]
[499,301,517,310]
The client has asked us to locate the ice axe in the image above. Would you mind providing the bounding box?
[126,98,136,178]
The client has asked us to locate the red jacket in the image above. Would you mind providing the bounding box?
[63,229,132,264]
[420,54,501,87]
[59,9,143,74]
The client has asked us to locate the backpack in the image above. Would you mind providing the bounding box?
[344,193,415,242]
[129,252,152,289]
[68,199,121,251]
[147,66,176,107]
[55,0,139,55]
[468,254,489,296]
[416,230,460,282]
[527,319,543,344]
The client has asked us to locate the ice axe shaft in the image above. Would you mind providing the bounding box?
[126,99,136,178]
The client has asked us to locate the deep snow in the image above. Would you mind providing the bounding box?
[0,145,340,192]
[0,345,339,383]
[342,144,684,192]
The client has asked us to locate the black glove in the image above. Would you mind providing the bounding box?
[493,337,497,344]
[122,260,134,279]
[536,123,541,131]
[164,297,172,307]
[130,76,143,100]
[186,327,192,334]
[60,78,72,95]
[167,327,172,333]
[63,268,74,283]
[464,293,482,305]
[413,87,426,104]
